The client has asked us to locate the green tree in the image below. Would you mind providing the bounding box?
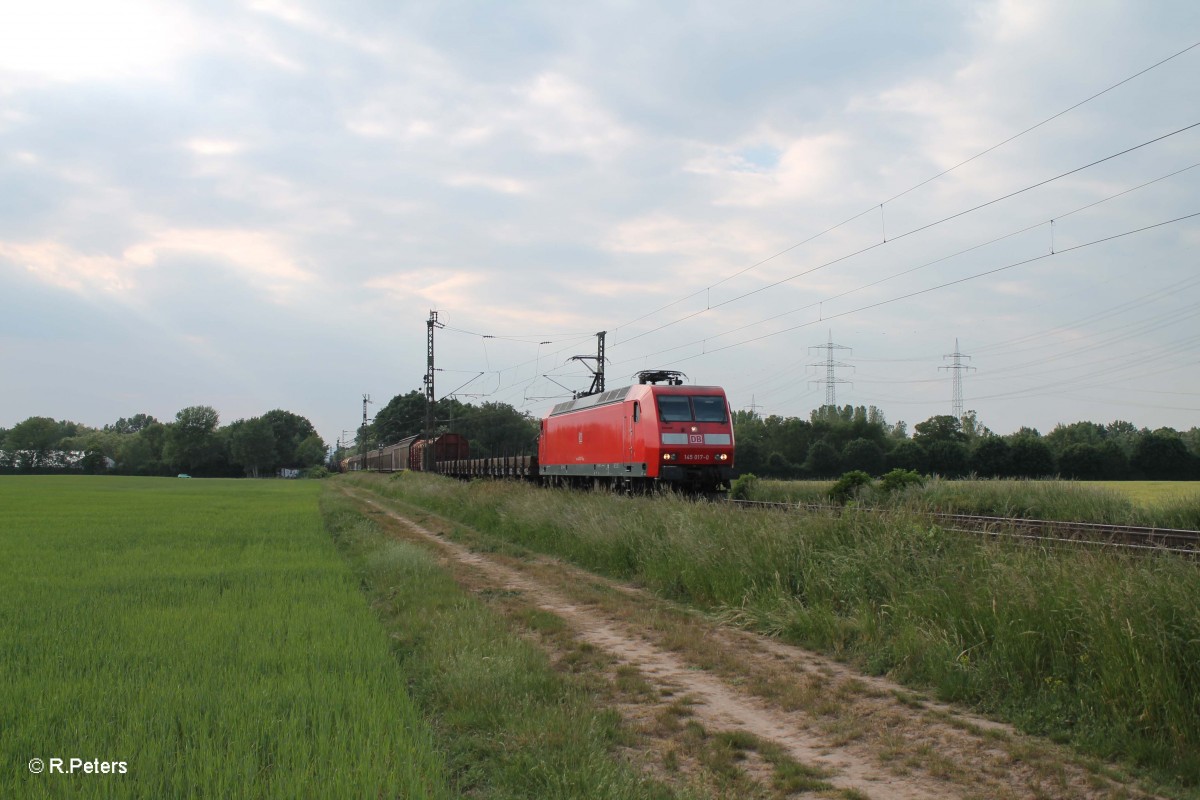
[449,401,537,456]
[229,418,277,478]
[1007,435,1055,478]
[1097,441,1130,480]
[733,438,766,476]
[1045,421,1105,457]
[1183,427,1200,458]
[913,415,966,446]
[79,448,108,474]
[732,411,767,475]
[886,440,926,473]
[4,417,66,470]
[841,438,885,476]
[960,410,991,441]
[1058,443,1106,479]
[165,406,221,473]
[370,390,427,445]
[1105,420,1142,457]
[759,452,795,478]
[117,424,169,476]
[925,440,968,477]
[294,434,328,467]
[1132,430,1194,479]
[970,437,1011,477]
[769,416,815,467]
[105,413,159,434]
[261,409,319,469]
[803,440,841,478]
[810,405,888,452]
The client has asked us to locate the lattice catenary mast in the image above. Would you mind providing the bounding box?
[940,338,976,420]
[809,330,853,406]
[423,310,444,469]
[569,331,607,398]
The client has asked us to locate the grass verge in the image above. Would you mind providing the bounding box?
[321,488,691,800]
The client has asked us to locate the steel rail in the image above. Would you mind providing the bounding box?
[725,499,1200,554]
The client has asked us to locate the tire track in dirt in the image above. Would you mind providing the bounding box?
[347,489,1161,800]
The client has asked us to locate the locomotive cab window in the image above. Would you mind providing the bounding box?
[633,401,641,423]
[657,395,692,422]
[692,396,727,423]
[656,395,727,423]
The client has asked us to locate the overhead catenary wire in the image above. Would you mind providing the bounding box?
[615,212,1199,368]
[606,164,1200,370]
[610,39,1200,334]
[612,123,1200,350]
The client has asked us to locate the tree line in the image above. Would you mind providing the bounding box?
[8,396,1196,481]
[734,405,1200,480]
[1,407,327,477]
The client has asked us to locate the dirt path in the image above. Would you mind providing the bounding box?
[346,488,1160,800]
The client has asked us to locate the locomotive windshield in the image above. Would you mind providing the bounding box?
[657,395,727,423]
[658,396,692,422]
[692,396,727,422]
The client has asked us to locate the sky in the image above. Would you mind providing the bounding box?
[1,0,1198,448]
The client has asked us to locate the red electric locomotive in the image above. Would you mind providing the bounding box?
[538,371,735,494]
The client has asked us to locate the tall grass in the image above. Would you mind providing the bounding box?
[0,476,448,799]
[348,472,1200,789]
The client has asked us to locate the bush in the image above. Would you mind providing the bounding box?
[828,470,872,504]
[877,468,924,497]
[304,466,331,479]
[729,472,760,500]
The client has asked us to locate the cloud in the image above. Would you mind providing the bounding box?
[0,0,199,83]
[123,229,315,301]
[0,241,141,294]
[184,139,246,157]
[364,268,486,311]
[515,72,632,158]
[3,229,314,303]
[248,0,388,56]
[445,173,530,195]
[683,131,852,207]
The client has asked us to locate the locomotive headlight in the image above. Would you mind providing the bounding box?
[716,453,729,461]
[662,453,677,462]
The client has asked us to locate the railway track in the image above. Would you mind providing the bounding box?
[727,499,1200,554]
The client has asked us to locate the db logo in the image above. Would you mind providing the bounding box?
[688,434,703,444]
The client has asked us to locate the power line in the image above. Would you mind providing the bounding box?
[612,124,1200,350]
[882,39,1200,206]
[607,165,1199,371]
[610,39,1200,334]
[631,211,1200,367]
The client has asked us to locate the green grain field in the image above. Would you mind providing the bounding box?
[752,477,1200,528]
[0,476,448,799]
[1082,480,1200,506]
